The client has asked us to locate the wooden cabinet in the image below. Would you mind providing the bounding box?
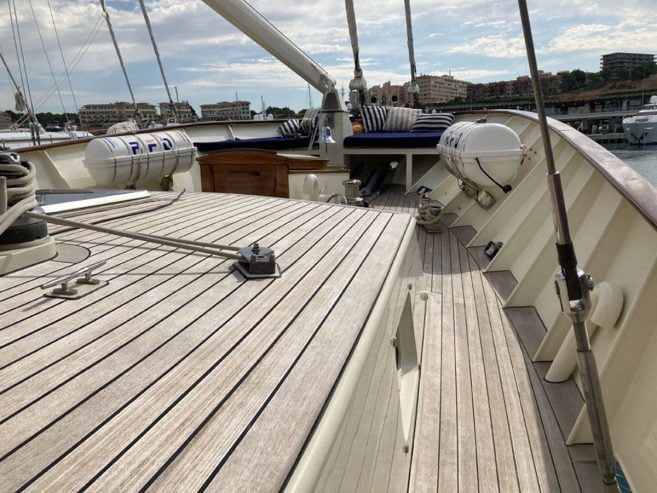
[198,149,331,198]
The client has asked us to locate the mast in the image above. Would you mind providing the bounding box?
[517,1,618,489]
[138,0,178,123]
[345,0,367,108]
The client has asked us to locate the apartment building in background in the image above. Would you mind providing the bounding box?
[159,101,196,123]
[416,74,469,105]
[79,102,158,127]
[367,81,410,107]
[601,53,655,75]
[200,101,251,121]
[467,71,563,101]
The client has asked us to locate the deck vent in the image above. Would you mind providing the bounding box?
[484,241,503,260]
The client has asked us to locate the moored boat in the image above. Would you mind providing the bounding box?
[622,95,657,145]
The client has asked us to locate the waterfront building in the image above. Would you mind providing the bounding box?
[200,101,251,121]
[601,53,655,75]
[366,81,409,106]
[79,102,158,127]
[467,71,562,101]
[416,74,469,104]
[159,101,196,123]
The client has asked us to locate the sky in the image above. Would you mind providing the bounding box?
[0,0,655,114]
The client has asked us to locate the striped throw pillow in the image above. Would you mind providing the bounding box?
[411,113,455,132]
[278,119,301,137]
[383,107,421,132]
[300,108,319,135]
[361,105,388,132]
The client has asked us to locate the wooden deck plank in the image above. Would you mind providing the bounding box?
[0,194,271,313]
[438,230,458,492]
[375,189,592,493]
[198,214,411,492]
[12,207,394,489]
[467,254,520,493]
[521,349,582,491]
[458,242,498,492]
[1,200,373,489]
[451,232,478,493]
[0,193,253,300]
[369,372,401,493]
[479,268,543,492]
[57,212,394,493]
[0,198,306,369]
[0,186,599,492]
[408,293,442,493]
[0,202,326,404]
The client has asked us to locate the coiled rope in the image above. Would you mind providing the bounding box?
[0,154,37,236]
[415,194,442,232]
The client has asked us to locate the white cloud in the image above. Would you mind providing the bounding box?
[1,0,656,114]
[446,35,527,58]
[449,69,511,80]
[546,16,657,54]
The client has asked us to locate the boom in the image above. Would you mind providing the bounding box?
[200,0,336,95]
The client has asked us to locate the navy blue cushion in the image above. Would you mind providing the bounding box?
[343,131,444,148]
[194,136,311,152]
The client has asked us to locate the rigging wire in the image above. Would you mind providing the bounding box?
[14,14,105,128]
[0,49,24,99]
[46,0,83,129]
[11,0,37,122]
[0,47,40,144]
[27,0,69,119]
[7,0,26,100]
[138,0,178,123]
[98,0,142,127]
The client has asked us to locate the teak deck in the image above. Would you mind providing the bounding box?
[0,192,411,491]
[0,189,599,491]
[372,187,599,493]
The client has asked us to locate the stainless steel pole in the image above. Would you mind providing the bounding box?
[516,0,618,490]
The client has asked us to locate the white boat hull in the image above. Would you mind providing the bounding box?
[0,130,93,150]
[623,121,657,145]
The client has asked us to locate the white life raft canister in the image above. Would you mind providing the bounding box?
[437,122,524,190]
[83,130,196,186]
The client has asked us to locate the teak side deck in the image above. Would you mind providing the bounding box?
[371,188,599,493]
[0,189,599,491]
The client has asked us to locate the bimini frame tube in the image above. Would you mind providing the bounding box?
[517,1,618,490]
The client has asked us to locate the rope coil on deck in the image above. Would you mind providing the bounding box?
[0,153,37,236]
[415,194,442,232]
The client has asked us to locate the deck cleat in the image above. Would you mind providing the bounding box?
[234,242,281,279]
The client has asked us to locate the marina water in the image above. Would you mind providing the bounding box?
[605,144,657,185]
